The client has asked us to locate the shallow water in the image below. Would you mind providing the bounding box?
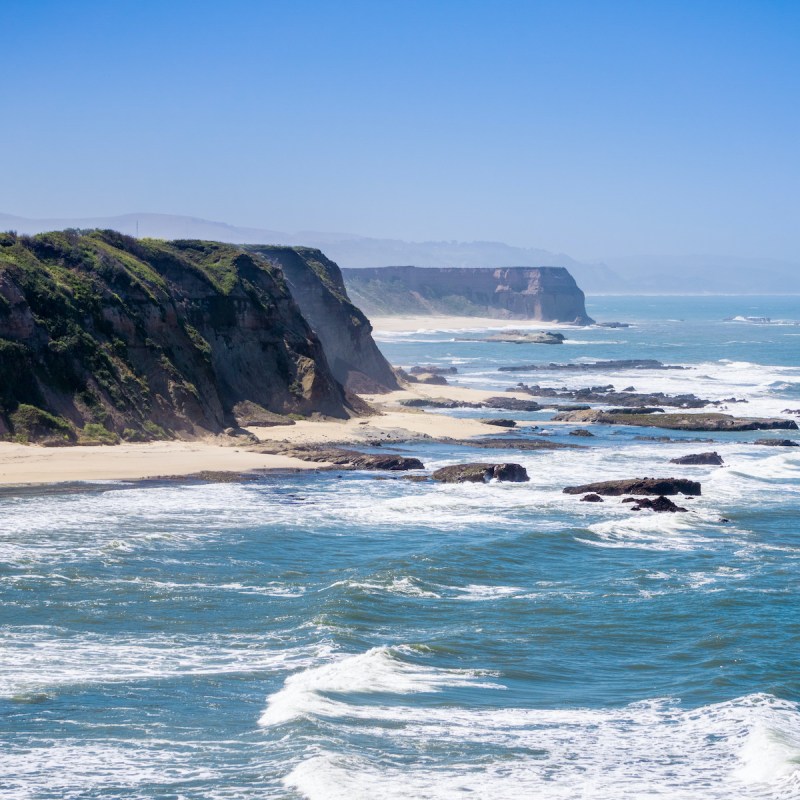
[2,296,799,798]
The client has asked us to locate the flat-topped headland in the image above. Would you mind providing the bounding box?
[342,265,593,324]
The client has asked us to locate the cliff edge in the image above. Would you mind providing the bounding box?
[341,266,593,324]
[248,246,399,392]
[0,230,359,444]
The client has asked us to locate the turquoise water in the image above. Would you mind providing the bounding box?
[2,297,799,798]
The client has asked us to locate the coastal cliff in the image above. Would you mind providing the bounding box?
[0,230,360,444]
[248,246,399,392]
[342,266,593,323]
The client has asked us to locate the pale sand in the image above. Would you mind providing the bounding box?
[0,384,531,487]
[249,383,538,446]
[0,441,320,487]
[370,315,573,333]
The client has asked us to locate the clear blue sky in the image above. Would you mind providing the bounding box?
[3,0,799,260]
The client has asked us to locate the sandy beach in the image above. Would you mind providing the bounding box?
[0,441,323,487]
[0,382,535,487]
[0,307,575,487]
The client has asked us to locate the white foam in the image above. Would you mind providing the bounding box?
[259,646,501,726]
[451,583,524,601]
[282,693,800,800]
[0,738,223,800]
[0,628,331,697]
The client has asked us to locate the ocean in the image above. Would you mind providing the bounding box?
[2,295,799,799]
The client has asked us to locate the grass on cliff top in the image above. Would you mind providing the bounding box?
[166,240,257,294]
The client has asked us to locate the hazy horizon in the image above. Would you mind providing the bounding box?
[3,1,799,265]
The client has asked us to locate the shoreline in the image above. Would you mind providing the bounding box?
[0,383,533,488]
[369,315,580,333]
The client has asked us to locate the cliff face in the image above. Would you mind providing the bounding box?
[342,266,594,324]
[249,247,399,392]
[0,230,357,443]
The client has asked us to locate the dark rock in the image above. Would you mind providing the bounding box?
[564,478,701,496]
[580,493,604,502]
[454,437,578,451]
[483,419,517,428]
[634,435,716,443]
[752,438,799,447]
[479,331,565,344]
[409,365,458,375]
[431,462,530,483]
[607,407,666,414]
[411,372,449,385]
[274,446,424,471]
[398,397,483,409]
[498,359,682,372]
[512,382,708,408]
[630,495,688,513]
[569,429,594,437]
[670,452,724,465]
[484,397,542,411]
[554,409,798,432]
[342,266,594,324]
[187,470,261,483]
[595,321,630,328]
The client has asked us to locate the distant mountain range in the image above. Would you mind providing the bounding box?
[1,212,796,294]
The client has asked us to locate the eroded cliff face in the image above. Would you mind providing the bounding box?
[0,230,356,443]
[249,246,399,392]
[342,266,594,324]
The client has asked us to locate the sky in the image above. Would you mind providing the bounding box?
[2,0,799,261]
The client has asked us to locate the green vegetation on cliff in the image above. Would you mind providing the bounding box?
[0,230,356,443]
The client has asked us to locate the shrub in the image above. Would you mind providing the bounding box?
[78,423,120,446]
[10,404,75,445]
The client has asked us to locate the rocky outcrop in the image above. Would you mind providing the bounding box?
[409,365,457,375]
[670,452,724,465]
[484,397,543,412]
[452,437,578,451]
[271,446,424,471]
[629,496,689,513]
[0,231,360,442]
[511,383,709,408]
[553,409,798,432]
[342,266,593,324]
[580,493,604,502]
[564,478,702,496]
[409,372,449,385]
[752,438,799,447]
[398,397,482,409]
[432,463,530,483]
[499,359,682,372]
[477,331,565,344]
[248,246,399,393]
[483,419,517,428]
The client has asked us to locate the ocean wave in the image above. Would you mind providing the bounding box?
[0,629,331,697]
[259,645,502,726]
[282,692,800,800]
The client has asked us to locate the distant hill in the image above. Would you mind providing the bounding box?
[0,212,623,293]
[2,212,797,294]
